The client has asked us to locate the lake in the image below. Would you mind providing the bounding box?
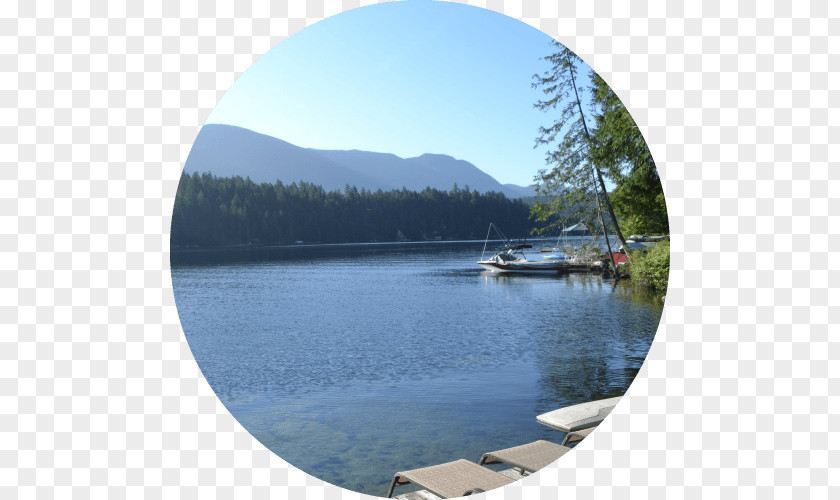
[171,241,663,496]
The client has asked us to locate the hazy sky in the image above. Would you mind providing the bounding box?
[205,0,585,187]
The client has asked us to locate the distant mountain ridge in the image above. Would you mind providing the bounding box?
[184,124,536,199]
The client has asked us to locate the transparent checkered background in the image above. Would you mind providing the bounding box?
[2,0,837,498]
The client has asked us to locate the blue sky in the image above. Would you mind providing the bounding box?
[205,0,585,187]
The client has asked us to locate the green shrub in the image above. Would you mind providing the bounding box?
[628,240,670,294]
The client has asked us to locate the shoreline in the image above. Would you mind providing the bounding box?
[170,235,607,253]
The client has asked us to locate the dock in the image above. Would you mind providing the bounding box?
[387,397,619,498]
[394,469,524,500]
[565,263,599,273]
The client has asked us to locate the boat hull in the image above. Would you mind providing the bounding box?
[477,260,569,275]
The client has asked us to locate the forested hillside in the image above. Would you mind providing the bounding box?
[171,172,533,247]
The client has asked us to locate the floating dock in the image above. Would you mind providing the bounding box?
[394,469,524,499]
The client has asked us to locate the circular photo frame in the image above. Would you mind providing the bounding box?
[171,2,668,497]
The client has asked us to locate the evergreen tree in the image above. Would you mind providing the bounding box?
[590,74,668,235]
[531,43,627,272]
[531,43,669,262]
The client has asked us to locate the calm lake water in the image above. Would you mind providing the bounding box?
[171,241,663,496]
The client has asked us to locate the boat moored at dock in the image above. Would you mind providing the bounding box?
[477,242,570,275]
[476,223,571,275]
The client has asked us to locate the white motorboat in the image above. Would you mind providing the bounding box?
[618,234,669,252]
[477,242,570,275]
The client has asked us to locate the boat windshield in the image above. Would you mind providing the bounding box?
[497,252,517,262]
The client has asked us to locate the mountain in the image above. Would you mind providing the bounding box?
[501,183,539,199]
[183,124,536,198]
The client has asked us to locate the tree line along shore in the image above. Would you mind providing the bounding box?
[171,171,534,248]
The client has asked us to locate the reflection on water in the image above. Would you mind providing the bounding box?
[171,241,662,496]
